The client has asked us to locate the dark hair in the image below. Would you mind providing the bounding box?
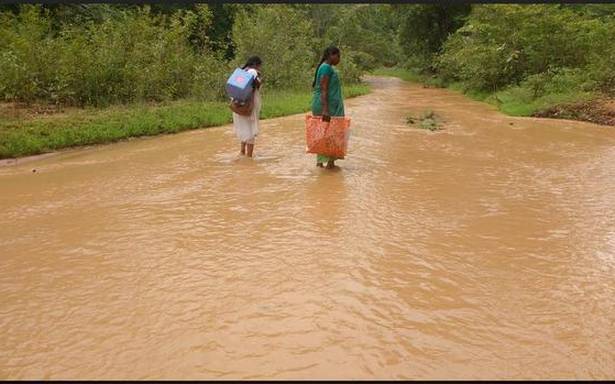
[312,46,340,88]
[242,56,262,70]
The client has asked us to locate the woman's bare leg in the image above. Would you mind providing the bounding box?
[240,142,246,155]
[246,143,254,157]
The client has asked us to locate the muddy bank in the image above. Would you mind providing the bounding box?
[532,98,615,126]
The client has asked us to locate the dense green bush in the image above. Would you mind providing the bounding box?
[231,5,314,90]
[584,14,615,94]
[396,4,470,73]
[3,3,612,110]
[267,4,400,86]
[436,5,615,95]
[0,4,393,107]
[0,5,224,106]
[333,48,365,85]
[324,5,401,71]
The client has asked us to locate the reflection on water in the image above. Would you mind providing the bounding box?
[1,77,614,379]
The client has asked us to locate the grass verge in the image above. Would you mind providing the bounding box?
[0,84,370,159]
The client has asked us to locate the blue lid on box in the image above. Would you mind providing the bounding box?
[226,68,255,102]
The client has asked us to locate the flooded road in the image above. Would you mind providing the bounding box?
[1,77,614,379]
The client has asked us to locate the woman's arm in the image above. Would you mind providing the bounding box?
[320,75,330,122]
[254,70,262,89]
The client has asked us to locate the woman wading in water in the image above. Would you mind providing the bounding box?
[311,46,345,169]
[232,56,263,157]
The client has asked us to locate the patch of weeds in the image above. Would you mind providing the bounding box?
[406,110,444,131]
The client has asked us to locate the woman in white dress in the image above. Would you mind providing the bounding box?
[233,56,263,157]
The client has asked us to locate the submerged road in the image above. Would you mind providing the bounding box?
[1,76,614,379]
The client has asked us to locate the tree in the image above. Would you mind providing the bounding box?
[232,5,314,89]
[325,5,401,70]
[436,5,614,93]
[396,4,471,72]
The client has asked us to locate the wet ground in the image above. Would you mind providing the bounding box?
[1,77,614,379]
[533,98,615,126]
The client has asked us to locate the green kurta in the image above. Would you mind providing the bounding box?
[311,62,345,164]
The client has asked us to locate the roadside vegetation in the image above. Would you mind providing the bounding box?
[378,4,615,124]
[0,85,369,158]
[0,4,377,158]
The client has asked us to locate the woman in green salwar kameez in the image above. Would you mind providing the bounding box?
[311,46,345,169]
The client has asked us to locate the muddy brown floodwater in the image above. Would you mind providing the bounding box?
[1,77,614,380]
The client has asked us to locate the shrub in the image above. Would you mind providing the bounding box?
[231,5,314,90]
[436,5,609,93]
[0,5,225,106]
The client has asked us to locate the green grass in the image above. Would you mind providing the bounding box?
[373,67,595,118]
[0,84,370,159]
[261,83,369,119]
[446,82,492,102]
[486,87,595,116]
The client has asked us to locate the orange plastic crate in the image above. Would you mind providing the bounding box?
[305,114,352,158]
